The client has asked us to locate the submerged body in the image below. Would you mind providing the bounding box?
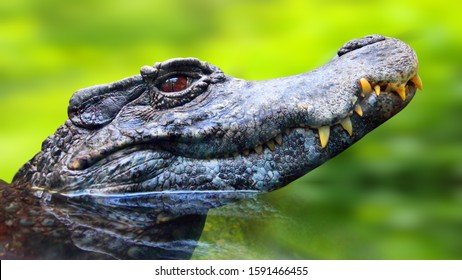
[0,35,422,259]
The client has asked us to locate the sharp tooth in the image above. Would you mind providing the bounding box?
[340,117,353,136]
[284,128,291,135]
[243,149,250,156]
[318,126,330,148]
[410,74,423,90]
[354,104,363,117]
[374,85,381,96]
[275,134,283,146]
[233,152,239,157]
[254,145,263,155]
[68,160,81,170]
[359,78,373,94]
[396,84,406,101]
[266,140,275,151]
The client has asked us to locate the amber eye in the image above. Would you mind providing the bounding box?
[160,76,189,92]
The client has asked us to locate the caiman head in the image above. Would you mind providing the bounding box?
[16,35,422,196]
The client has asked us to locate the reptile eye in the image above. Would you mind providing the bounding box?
[160,76,190,92]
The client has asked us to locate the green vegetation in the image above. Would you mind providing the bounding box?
[1,0,461,259]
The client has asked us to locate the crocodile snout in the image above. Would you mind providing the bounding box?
[21,35,422,195]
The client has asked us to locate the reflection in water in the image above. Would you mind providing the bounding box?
[38,189,262,259]
[193,197,283,259]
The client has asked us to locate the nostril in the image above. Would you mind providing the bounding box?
[337,34,386,56]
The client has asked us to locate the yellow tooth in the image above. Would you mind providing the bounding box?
[243,149,250,156]
[318,126,330,148]
[68,160,81,170]
[340,117,353,136]
[255,145,263,155]
[284,128,291,136]
[359,78,373,94]
[410,74,423,90]
[374,85,381,96]
[275,134,283,146]
[396,84,406,101]
[354,104,363,117]
[157,215,173,223]
[266,140,275,151]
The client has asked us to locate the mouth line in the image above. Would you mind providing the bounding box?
[217,73,422,156]
[68,74,422,171]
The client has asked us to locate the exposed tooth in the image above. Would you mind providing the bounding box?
[68,160,82,170]
[284,128,291,136]
[354,104,363,117]
[233,152,239,157]
[275,134,283,146]
[359,78,373,94]
[410,74,423,90]
[266,140,275,151]
[340,117,353,136]
[396,84,406,101]
[318,126,330,148]
[374,85,381,96]
[243,149,250,156]
[254,145,263,155]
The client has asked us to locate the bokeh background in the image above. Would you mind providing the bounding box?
[1,0,461,259]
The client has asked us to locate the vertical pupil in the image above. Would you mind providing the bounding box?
[161,76,188,92]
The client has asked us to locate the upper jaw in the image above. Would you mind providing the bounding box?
[224,35,422,151]
[67,35,421,169]
[159,36,422,154]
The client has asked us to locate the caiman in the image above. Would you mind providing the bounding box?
[0,35,422,259]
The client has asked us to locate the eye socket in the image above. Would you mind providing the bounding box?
[160,76,190,92]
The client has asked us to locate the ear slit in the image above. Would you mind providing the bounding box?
[68,75,146,129]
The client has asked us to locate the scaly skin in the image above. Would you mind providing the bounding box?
[0,35,422,259]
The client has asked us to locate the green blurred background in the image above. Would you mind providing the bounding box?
[1,0,461,259]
